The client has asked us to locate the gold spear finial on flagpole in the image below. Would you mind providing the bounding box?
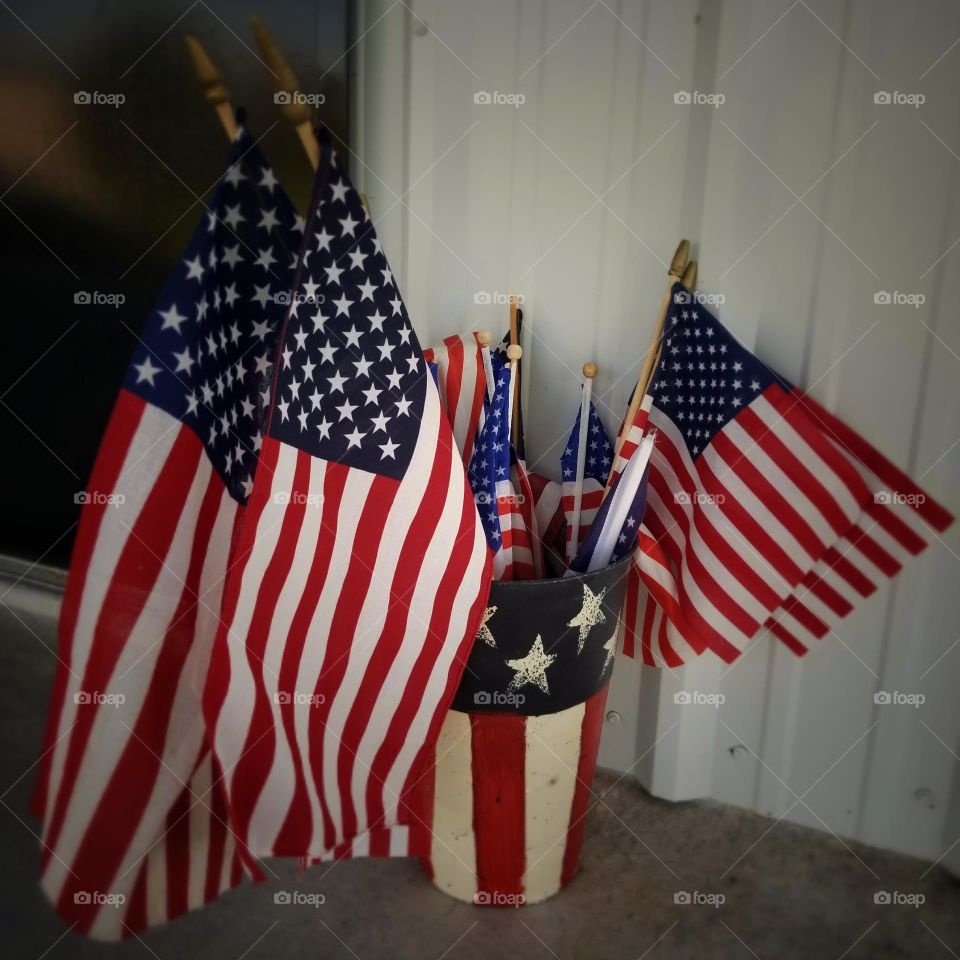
[681,259,697,291]
[251,15,320,171]
[185,35,238,140]
[670,239,689,279]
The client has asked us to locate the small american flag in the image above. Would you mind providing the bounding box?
[560,399,613,555]
[32,125,303,939]
[629,285,952,666]
[569,431,654,575]
[202,129,492,864]
[467,352,538,579]
[422,332,487,465]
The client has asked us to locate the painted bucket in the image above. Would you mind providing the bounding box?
[418,555,631,906]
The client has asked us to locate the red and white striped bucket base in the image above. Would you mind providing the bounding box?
[422,686,609,905]
[417,556,630,905]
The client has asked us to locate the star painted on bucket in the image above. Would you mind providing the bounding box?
[567,583,607,653]
[601,623,618,676]
[505,635,556,696]
[476,605,498,647]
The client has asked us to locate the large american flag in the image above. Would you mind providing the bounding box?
[202,130,491,864]
[629,285,952,666]
[31,126,302,938]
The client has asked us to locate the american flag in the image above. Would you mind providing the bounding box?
[630,285,952,665]
[422,332,487,465]
[569,431,653,575]
[467,352,539,579]
[756,390,952,655]
[31,126,302,938]
[560,398,613,556]
[202,130,492,864]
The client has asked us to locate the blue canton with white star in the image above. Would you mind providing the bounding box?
[561,399,613,483]
[467,353,512,551]
[123,125,303,503]
[646,284,790,458]
[269,134,426,479]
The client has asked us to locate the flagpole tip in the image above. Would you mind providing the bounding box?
[185,35,229,105]
[583,362,598,379]
[507,344,523,362]
[681,260,697,291]
[251,15,312,126]
[476,330,492,346]
[669,239,690,278]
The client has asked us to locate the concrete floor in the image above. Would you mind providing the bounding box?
[2,585,958,959]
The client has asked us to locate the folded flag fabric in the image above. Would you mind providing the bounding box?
[630,284,952,665]
[31,125,302,939]
[608,394,652,490]
[561,398,614,555]
[757,390,953,655]
[569,432,655,575]
[203,129,492,869]
[422,332,486,465]
[622,524,705,666]
[468,350,540,579]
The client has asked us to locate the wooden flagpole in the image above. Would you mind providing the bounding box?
[506,343,522,449]
[508,297,521,446]
[639,258,697,392]
[609,240,689,477]
[640,258,697,388]
[185,36,238,141]
[250,15,320,170]
[567,361,597,563]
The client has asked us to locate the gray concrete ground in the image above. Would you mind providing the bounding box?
[2,587,958,959]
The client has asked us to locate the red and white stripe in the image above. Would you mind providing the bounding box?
[607,394,652,490]
[423,688,609,904]
[423,332,486,466]
[760,390,952,654]
[561,478,605,554]
[492,478,537,580]
[623,525,707,668]
[31,392,252,940]
[202,384,491,861]
[511,459,544,579]
[640,383,871,663]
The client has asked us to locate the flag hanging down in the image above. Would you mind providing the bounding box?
[31,125,303,939]
[203,129,492,864]
[467,352,539,579]
[631,285,952,666]
[423,332,487,465]
[569,430,655,576]
[560,398,614,555]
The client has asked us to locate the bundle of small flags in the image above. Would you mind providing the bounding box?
[427,285,952,670]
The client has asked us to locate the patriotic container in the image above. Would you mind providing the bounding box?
[417,556,631,906]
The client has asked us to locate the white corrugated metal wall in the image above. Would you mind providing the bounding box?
[350,0,960,863]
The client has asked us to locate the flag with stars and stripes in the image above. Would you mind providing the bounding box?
[629,284,952,667]
[560,398,614,556]
[569,430,654,575]
[467,351,539,579]
[31,124,303,939]
[202,129,492,868]
[422,332,487,466]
